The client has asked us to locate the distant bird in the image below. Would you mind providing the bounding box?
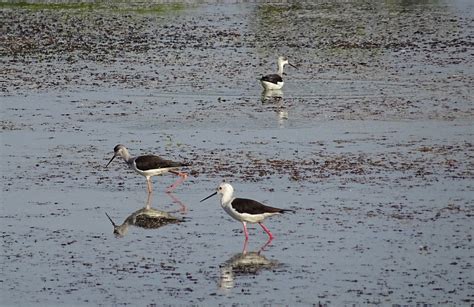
[106,144,190,194]
[260,56,296,90]
[200,182,294,240]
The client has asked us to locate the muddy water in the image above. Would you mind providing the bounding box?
[1,1,473,305]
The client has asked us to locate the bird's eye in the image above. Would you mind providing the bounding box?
[218,187,222,190]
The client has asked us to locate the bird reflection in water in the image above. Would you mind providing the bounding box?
[219,239,280,290]
[166,191,188,214]
[261,89,283,104]
[105,193,183,238]
[261,89,289,125]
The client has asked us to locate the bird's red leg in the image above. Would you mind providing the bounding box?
[242,221,249,240]
[259,222,274,240]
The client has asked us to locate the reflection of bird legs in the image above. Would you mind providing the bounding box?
[166,170,188,193]
[257,237,273,255]
[145,193,153,209]
[242,238,249,254]
[166,192,188,213]
[241,236,273,255]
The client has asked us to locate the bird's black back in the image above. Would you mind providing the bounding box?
[135,155,189,171]
[260,74,283,84]
[231,198,290,215]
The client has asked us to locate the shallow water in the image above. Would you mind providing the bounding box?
[1,1,473,305]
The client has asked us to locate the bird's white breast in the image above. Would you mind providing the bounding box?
[222,200,278,224]
[130,160,173,177]
[261,80,284,90]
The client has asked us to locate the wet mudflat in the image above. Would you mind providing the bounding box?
[1,1,473,305]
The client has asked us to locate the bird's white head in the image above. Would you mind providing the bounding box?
[106,144,130,167]
[114,144,128,156]
[278,56,289,66]
[216,182,234,198]
[200,181,234,203]
[276,56,296,75]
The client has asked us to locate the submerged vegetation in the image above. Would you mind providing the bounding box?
[0,1,98,10]
[0,1,186,14]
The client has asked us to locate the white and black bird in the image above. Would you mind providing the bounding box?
[106,144,190,194]
[260,56,296,90]
[200,182,294,241]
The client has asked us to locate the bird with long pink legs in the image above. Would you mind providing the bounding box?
[200,182,294,241]
[106,144,190,194]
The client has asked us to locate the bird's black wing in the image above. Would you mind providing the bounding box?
[231,198,287,215]
[135,155,189,171]
[260,74,283,84]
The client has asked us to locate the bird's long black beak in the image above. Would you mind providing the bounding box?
[200,191,217,202]
[105,154,116,167]
[105,212,117,227]
[288,62,297,69]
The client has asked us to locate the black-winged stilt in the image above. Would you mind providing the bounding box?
[200,182,294,241]
[106,144,190,194]
[260,56,296,90]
